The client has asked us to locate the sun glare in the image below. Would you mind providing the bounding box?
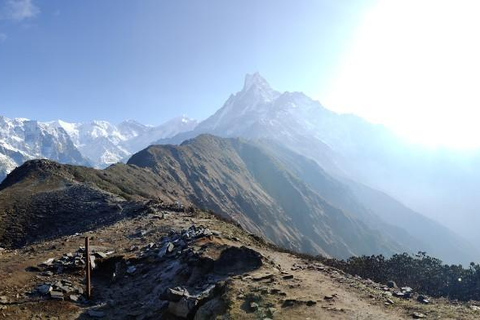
[325,0,480,149]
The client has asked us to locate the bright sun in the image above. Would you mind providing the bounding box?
[325,0,480,149]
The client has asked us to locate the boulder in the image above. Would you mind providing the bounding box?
[214,246,262,274]
[49,291,64,300]
[168,296,198,318]
[194,298,226,320]
[37,284,53,295]
[167,287,189,302]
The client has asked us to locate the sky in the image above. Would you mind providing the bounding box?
[0,0,479,149]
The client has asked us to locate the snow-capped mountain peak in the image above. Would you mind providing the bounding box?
[0,115,198,181]
[243,72,271,91]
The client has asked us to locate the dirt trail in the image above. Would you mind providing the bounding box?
[0,211,479,319]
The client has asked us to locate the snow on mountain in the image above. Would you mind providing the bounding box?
[0,115,198,181]
[0,115,89,182]
[123,116,198,153]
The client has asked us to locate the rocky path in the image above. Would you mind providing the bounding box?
[1,210,479,319]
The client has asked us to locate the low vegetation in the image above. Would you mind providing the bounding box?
[320,252,480,302]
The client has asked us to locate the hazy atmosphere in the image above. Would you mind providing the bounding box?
[2,0,479,148]
[1,1,480,319]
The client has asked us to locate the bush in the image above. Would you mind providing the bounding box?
[319,252,480,301]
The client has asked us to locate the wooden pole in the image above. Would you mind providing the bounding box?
[85,236,91,299]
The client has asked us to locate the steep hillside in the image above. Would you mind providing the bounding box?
[1,135,476,264]
[258,141,479,264]
[127,134,410,259]
[158,73,480,249]
[0,135,402,259]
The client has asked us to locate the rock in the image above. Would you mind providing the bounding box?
[253,274,274,281]
[41,271,54,277]
[25,266,41,272]
[306,300,316,306]
[168,296,198,318]
[94,252,108,259]
[282,299,298,307]
[324,294,336,300]
[87,310,106,318]
[393,292,405,298]
[471,305,480,311]
[267,307,277,316]
[42,258,55,266]
[214,246,263,274]
[385,298,395,305]
[49,291,64,300]
[0,296,8,304]
[412,312,426,319]
[167,287,189,302]
[387,280,397,288]
[37,284,52,295]
[89,255,96,269]
[417,295,430,304]
[126,266,137,274]
[193,298,225,320]
[249,302,259,311]
[282,274,294,280]
[69,295,80,302]
[166,242,175,253]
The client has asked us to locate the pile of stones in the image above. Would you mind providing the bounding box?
[137,225,219,260]
[38,248,113,274]
[35,279,84,302]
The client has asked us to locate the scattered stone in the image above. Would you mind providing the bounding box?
[385,298,395,305]
[412,312,426,319]
[167,287,189,302]
[25,266,41,272]
[267,307,277,316]
[168,296,198,318]
[94,252,108,259]
[417,295,430,304]
[126,266,137,274]
[253,274,274,282]
[282,299,298,308]
[324,294,336,300]
[0,296,8,304]
[42,258,55,266]
[249,302,259,311]
[49,291,64,300]
[37,284,52,295]
[306,300,316,306]
[166,242,175,253]
[69,295,80,302]
[282,274,294,280]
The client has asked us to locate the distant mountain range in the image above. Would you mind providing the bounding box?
[0,115,198,180]
[0,134,476,265]
[158,73,480,251]
[1,73,479,264]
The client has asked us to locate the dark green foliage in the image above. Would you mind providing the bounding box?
[320,252,480,301]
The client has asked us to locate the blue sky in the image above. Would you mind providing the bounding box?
[2,0,479,149]
[0,0,372,125]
